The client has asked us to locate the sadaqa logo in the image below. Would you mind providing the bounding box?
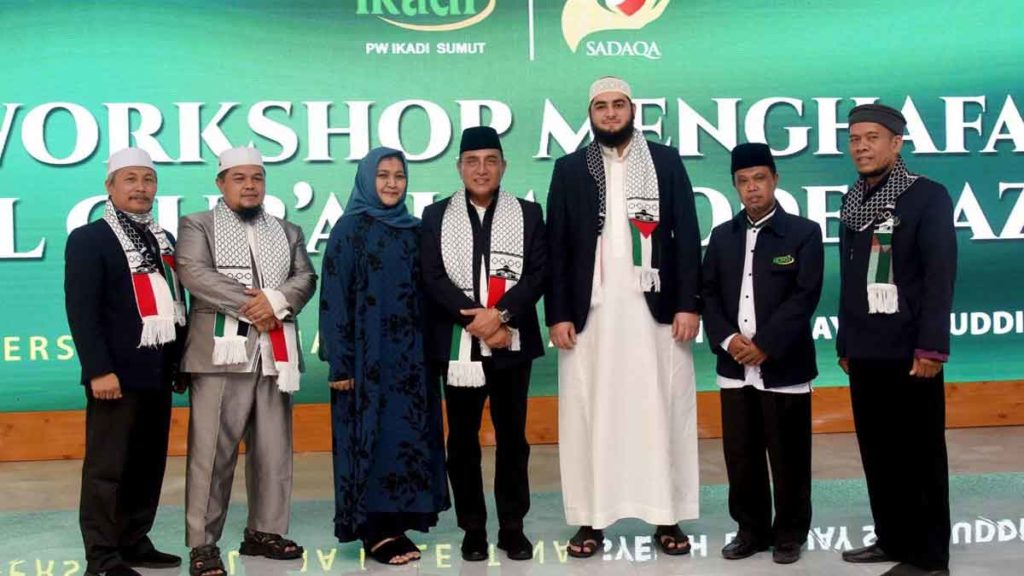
[356,0,496,31]
[562,0,669,60]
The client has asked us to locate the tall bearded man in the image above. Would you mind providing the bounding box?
[837,104,956,576]
[177,147,317,576]
[546,77,703,557]
[65,147,186,576]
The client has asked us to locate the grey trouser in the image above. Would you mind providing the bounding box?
[185,371,293,547]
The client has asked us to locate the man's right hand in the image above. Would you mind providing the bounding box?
[550,322,577,350]
[253,316,283,333]
[838,357,850,374]
[90,373,122,400]
[726,334,752,359]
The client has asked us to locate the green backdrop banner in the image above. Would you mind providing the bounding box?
[1,0,1022,411]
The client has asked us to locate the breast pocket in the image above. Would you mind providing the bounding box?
[769,253,798,273]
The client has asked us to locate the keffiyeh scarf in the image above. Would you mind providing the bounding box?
[101,200,185,347]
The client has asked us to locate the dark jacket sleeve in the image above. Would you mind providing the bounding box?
[64,227,114,382]
[915,186,957,355]
[496,201,547,328]
[544,158,573,326]
[700,228,738,350]
[836,228,847,358]
[752,225,825,359]
[420,202,477,325]
[318,219,355,382]
[670,154,702,313]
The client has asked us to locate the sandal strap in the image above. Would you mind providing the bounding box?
[190,545,221,562]
[570,527,603,548]
[246,530,297,549]
[368,539,409,564]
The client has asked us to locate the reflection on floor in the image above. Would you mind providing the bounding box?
[1,429,1023,575]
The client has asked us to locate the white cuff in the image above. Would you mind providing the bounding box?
[721,333,738,352]
[263,288,292,320]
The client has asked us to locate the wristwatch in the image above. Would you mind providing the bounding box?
[497,308,511,324]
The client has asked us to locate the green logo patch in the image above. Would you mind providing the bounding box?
[773,255,795,266]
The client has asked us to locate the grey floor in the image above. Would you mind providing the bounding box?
[2,428,1023,575]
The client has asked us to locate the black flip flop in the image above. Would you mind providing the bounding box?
[567,527,604,559]
[366,539,413,565]
[653,525,691,556]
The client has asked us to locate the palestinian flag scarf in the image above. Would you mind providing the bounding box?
[585,129,662,293]
[440,189,524,388]
[840,155,918,314]
[101,200,185,347]
[211,200,300,392]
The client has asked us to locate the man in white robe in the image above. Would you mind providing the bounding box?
[545,77,703,557]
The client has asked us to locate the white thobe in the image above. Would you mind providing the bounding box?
[558,144,699,528]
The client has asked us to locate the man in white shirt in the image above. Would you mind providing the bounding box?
[701,143,824,564]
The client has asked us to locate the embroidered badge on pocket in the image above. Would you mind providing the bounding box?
[772,255,795,266]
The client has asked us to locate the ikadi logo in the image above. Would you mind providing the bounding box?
[356,0,496,32]
[562,0,669,59]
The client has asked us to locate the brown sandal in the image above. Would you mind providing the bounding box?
[239,528,303,560]
[189,545,225,576]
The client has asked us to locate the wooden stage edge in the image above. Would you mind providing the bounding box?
[1,381,1022,462]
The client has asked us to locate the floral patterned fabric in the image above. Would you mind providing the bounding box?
[319,214,450,542]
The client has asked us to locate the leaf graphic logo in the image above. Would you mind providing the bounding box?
[563,0,670,52]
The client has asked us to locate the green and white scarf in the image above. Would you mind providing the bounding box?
[211,200,300,392]
[101,200,185,347]
[586,129,662,292]
[440,189,524,388]
[841,156,918,314]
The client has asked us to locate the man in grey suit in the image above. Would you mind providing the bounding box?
[177,147,317,576]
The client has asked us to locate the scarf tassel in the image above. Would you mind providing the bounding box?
[213,336,249,365]
[638,268,661,293]
[139,317,177,349]
[867,283,900,314]
[447,328,485,388]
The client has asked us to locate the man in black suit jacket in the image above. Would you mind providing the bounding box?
[546,77,702,558]
[837,104,956,576]
[64,148,186,576]
[701,143,823,565]
[420,127,546,562]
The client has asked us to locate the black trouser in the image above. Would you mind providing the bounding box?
[439,361,531,533]
[80,387,172,573]
[720,386,812,547]
[849,358,950,571]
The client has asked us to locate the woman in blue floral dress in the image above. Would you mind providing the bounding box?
[319,147,449,565]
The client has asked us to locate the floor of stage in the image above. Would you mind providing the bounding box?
[2,428,1023,575]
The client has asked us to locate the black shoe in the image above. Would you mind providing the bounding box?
[461,530,488,562]
[721,535,769,560]
[497,529,533,561]
[880,563,949,576]
[842,543,893,563]
[772,542,802,564]
[122,549,182,569]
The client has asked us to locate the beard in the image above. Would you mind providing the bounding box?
[591,113,635,148]
[236,205,263,221]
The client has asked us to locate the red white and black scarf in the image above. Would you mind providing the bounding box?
[211,200,300,392]
[841,156,918,314]
[440,189,523,388]
[586,130,662,293]
[101,200,185,347]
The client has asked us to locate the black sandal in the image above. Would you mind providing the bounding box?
[653,524,691,556]
[239,528,304,560]
[189,545,225,576]
[396,535,422,560]
[366,538,412,565]
[567,526,604,558]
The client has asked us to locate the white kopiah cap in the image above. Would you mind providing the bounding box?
[217,146,264,174]
[589,76,632,102]
[107,147,155,176]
